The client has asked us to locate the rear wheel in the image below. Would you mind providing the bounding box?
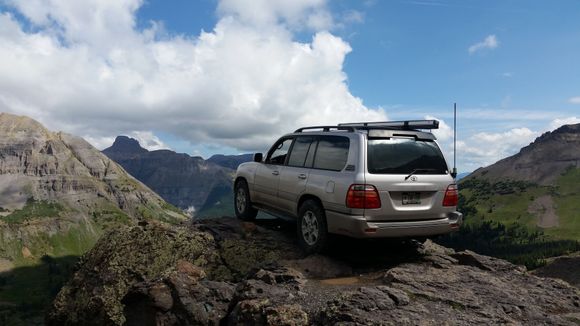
[297,200,328,254]
[234,180,258,221]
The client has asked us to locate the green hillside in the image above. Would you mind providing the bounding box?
[437,167,580,269]
[460,166,580,241]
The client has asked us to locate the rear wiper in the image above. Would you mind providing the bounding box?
[404,168,437,180]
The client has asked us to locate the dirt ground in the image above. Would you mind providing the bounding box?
[528,195,559,228]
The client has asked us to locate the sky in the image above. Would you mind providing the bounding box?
[0,0,579,172]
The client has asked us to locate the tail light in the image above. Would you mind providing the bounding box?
[346,184,381,209]
[442,184,458,207]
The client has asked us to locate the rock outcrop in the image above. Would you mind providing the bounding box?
[47,217,580,325]
[103,136,236,213]
[533,253,580,288]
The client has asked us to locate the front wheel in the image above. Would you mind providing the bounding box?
[297,200,328,254]
[234,180,258,221]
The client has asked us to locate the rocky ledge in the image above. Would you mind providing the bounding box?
[47,218,580,325]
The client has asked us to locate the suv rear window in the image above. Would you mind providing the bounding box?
[313,136,349,171]
[367,138,448,174]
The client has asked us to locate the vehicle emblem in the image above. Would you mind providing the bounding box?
[409,176,418,182]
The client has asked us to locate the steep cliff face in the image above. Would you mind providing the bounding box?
[0,113,182,221]
[47,218,580,325]
[103,136,235,213]
[468,123,580,185]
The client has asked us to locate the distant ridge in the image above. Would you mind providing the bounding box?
[103,136,240,213]
[208,153,253,170]
[467,123,580,185]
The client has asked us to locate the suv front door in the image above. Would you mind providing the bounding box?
[253,137,293,207]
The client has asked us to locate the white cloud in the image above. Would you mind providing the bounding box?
[217,0,332,30]
[0,0,386,152]
[468,34,499,54]
[129,131,170,151]
[83,135,117,150]
[548,117,580,131]
[425,115,453,142]
[343,10,364,24]
[568,97,580,104]
[502,72,513,78]
[458,127,536,171]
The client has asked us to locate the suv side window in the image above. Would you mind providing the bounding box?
[313,136,349,171]
[266,138,293,165]
[287,136,315,167]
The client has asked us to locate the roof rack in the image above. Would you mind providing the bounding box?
[294,126,355,133]
[338,120,439,130]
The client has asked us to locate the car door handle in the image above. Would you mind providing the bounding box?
[272,171,279,176]
[298,174,307,179]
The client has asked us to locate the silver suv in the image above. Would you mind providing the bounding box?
[234,120,463,253]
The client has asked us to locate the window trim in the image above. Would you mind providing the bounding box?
[265,136,294,165]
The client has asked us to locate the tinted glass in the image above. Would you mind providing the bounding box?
[367,138,448,174]
[267,138,293,165]
[304,140,317,168]
[287,137,314,167]
[313,136,349,171]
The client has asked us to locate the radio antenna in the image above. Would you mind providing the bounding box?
[453,103,457,179]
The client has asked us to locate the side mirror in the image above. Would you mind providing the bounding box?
[253,153,263,162]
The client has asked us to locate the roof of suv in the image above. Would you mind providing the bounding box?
[291,120,439,140]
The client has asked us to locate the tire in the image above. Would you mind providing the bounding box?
[297,200,328,254]
[234,180,258,221]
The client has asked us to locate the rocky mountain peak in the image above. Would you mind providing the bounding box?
[467,123,580,185]
[0,112,50,139]
[106,135,148,154]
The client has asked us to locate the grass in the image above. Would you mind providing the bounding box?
[2,199,64,224]
[0,221,99,326]
[549,167,580,239]
[92,209,131,229]
[459,169,580,241]
[162,202,184,215]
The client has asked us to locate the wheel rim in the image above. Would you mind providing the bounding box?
[236,187,246,213]
[301,211,319,246]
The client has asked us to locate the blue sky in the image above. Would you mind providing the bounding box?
[1,0,579,172]
[137,0,580,122]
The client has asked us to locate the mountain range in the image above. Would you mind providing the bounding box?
[102,136,252,216]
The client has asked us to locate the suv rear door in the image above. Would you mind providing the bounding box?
[277,136,316,215]
[364,134,453,221]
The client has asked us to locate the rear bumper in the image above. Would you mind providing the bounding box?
[326,210,463,239]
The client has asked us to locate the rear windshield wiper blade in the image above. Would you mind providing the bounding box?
[404,168,438,180]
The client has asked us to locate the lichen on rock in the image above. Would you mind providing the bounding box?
[47,218,580,326]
